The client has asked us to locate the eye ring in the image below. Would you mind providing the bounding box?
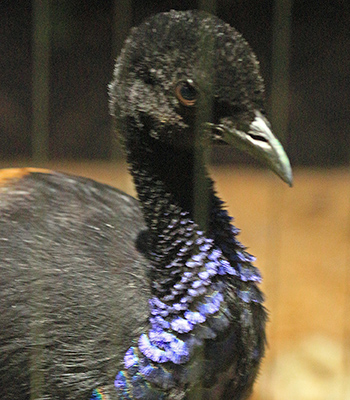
[175,79,197,107]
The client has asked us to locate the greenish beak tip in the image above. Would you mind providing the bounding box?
[221,111,293,186]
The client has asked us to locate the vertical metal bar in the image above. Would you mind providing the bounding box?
[112,0,132,59]
[199,0,217,15]
[30,2,51,398]
[32,0,50,163]
[270,0,292,141]
[264,1,293,399]
[193,2,217,232]
[111,0,133,161]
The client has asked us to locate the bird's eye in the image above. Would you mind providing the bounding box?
[175,80,197,107]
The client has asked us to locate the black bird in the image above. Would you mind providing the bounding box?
[0,10,292,400]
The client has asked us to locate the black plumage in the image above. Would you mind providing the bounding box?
[0,10,292,400]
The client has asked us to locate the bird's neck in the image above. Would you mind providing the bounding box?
[126,132,214,241]
[112,130,264,399]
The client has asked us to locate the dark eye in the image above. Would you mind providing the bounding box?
[175,80,197,107]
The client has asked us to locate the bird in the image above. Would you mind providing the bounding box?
[0,10,292,400]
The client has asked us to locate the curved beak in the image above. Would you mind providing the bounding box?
[213,111,293,186]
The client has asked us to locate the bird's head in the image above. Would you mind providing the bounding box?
[109,10,292,185]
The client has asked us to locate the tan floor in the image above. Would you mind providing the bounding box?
[1,161,349,399]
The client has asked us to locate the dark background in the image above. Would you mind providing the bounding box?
[1,0,349,166]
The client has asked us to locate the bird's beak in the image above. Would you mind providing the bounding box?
[211,111,293,186]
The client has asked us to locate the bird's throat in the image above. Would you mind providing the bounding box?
[126,134,214,240]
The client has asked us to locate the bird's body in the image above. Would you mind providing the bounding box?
[0,10,292,400]
[0,170,150,399]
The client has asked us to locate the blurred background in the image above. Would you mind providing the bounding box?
[1,0,349,399]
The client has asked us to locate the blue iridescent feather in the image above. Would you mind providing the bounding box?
[108,199,265,399]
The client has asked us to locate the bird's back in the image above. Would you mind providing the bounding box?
[0,169,150,399]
